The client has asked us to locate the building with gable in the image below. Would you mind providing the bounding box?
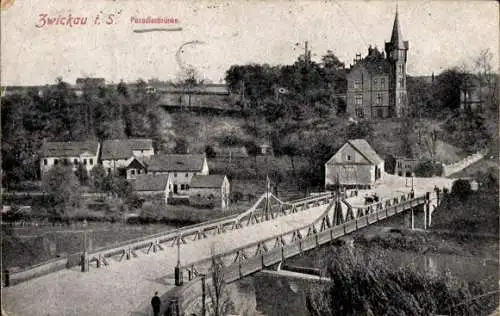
[189,174,230,209]
[324,139,384,189]
[346,10,409,119]
[100,139,154,176]
[40,140,101,177]
[147,154,209,195]
[131,174,173,204]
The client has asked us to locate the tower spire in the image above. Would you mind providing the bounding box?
[390,5,405,48]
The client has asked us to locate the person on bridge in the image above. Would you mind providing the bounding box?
[151,292,161,316]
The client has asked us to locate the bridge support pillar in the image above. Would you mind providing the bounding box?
[81,251,89,272]
[175,266,183,286]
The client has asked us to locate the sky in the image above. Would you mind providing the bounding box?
[1,0,498,86]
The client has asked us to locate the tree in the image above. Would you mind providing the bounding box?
[451,179,472,200]
[90,164,108,192]
[433,68,465,110]
[346,121,373,140]
[206,249,231,316]
[414,120,443,163]
[109,176,131,198]
[321,50,345,70]
[75,163,89,185]
[307,245,497,316]
[42,165,82,219]
[116,80,129,97]
[473,49,498,112]
[205,145,217,158]
[407,75,433,117]
[174,138,189,154]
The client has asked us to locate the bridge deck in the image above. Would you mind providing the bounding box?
[2,174,455,316]
[2,204,329,316]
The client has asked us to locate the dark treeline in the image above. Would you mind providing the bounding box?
[1,78,163,187]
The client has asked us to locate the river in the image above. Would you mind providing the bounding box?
[2,222,176,268]
[229,240,499,316]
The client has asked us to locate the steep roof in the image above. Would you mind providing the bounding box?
[132,174,171,191]
[191,174,227,188]
[347,139,384,164]
[41,141,99,157]
[148,154,206,172]
[390,10,405,48]
[351,54,391,75]
[101,139,153,160]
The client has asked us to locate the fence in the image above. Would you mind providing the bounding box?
[442,152,484,177]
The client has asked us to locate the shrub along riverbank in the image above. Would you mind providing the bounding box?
[306,245,499,315]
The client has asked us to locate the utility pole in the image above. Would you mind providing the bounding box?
[304,41,309,69]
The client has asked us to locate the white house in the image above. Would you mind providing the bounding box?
[40,141,101,177]
[325,139,384,189]
[100,139,154,176]
[147,154,209,195]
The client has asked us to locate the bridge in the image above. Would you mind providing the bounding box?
[2,174,454,316]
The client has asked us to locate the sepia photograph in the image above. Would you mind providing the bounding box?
[1,0,499,315]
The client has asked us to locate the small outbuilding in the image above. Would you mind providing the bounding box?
[189,174,230,209]
[325,139,384,190]
[131,174,173,204]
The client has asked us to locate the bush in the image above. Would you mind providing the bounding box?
[230,191,244,203]
[384,154,396,174]
[451,179,472,200]
[244,141,260,157]
[205,145,217,158]
[306,245,498,316]
[414,160,444,177]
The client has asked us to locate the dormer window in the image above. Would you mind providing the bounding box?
[347,155,351,161]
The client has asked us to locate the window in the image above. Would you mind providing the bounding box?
[180,184,185,190]
[131,170,135,175]
[74,158,78,164]
[353,80,361,89]
[185,173,189,178]
[380,78,386,89]
[174,173,177,177]
[89,159,93,165]
[186,184,189,190]
[399,64,404,74]
[373,79,378,88]
[355,108,364,118]
[376,93,383,105]
[54,159,59,165]
[398,78,404,89]
[347,155,351,161]
[43,159,47,165]
[355,95,362,105]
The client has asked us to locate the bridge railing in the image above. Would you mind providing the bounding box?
[85,192,336,267]
[179,192,428,282]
